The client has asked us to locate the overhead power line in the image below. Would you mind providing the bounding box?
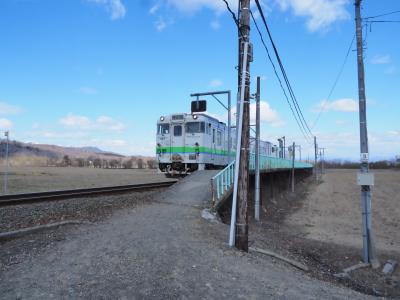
[365,20,400,23]
[221,0,244,38]
[250,11,311,142]
[253,0,314,141]
[364,10,400,19]
[312,33,356,129]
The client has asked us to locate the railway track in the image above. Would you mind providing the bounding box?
[0,181,177,207]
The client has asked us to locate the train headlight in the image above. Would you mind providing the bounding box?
[160,116,165,121]
[157,143,162,155]
[192,114,198,119]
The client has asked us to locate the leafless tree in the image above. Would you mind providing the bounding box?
[137,158,144,169]
[147,159,157,169]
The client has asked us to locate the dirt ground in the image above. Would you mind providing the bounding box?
[0,171,372,299]
[286,169,400,254]
[0,167,174,194]
[248,169,400,298]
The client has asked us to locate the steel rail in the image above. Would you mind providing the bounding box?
[0,181,177,207]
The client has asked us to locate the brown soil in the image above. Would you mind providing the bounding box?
[249,169,400,298]
[1,166,174,195]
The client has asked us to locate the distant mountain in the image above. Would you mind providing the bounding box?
[79,146,105,153]
[0,140,155,167]
[30,143,125,159]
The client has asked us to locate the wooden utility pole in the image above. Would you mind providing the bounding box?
[236,0,251,251]
[355,0,378,266]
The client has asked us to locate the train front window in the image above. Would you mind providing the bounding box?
[185,122,205,134]
[157,124,170,134]
[174,125,182,136]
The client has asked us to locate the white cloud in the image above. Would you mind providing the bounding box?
[165,0,238,14]
[60,114,92,129]
[210,20,221,30]
[0,102,21,115]
[59,113,125,131]
[388,130,400,137]
[276,0,350,32]
[0,118,12,130]
[209,79,223,87]
[149,4,160,15]
[96,116,125,131]
[155,18,167,31]
[371,55,391,65]
[79,87,98,95]
[91,138,127,148]
[314,98,358,112]
[88,0,126,20]
[253,101,285,127]
[335,119,347,125]
[385,66,397,76]
[231,100,284,127]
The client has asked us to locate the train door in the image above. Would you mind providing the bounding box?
[211,128,216,161]
[171,124,184,160]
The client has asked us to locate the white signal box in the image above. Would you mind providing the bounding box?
[357,172,374,186]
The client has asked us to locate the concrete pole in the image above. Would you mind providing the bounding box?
[314,136,318,181]
[355,0,377,265]
[283,136,286,159]
[4,131,9,194]
[255,76,261,221]
[291,142,295,193]
[298,145,302,161]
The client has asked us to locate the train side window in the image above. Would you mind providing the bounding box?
[208,123,211,135]
[174,125,182,136]
[212,129,215,143]
[186,122,205,133]
[217,131,222,146]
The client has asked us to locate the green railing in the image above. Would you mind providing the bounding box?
[211,161,234,208]
[211,155,313,208]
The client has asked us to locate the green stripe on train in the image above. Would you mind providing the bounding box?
[156,146,229,155]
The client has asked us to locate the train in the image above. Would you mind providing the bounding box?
[156,113,232,175]
[156,109,287,176]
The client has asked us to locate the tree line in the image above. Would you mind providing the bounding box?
[323,158,400,170]
[49,155,157,169]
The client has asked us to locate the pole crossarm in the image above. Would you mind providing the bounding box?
[190,90,232,163]
[190,91,231,97]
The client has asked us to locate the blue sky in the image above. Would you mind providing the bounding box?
[0,0,399,160]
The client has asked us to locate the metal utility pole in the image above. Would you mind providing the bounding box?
[190,91,232,161]
[319,148,325,174]
[314,136,318,181]
[3,131,9,194]
[235,0,251,251]
[296,145,302,161]
[355,0,377,266]
[291,142,295,193]
[255,76,261,221]
[283,136,286,159]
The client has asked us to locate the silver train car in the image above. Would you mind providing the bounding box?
[156,113,233,175]
[156,112,285,175]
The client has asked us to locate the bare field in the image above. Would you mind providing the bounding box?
[0,167,173,194]
[286,169,400,253]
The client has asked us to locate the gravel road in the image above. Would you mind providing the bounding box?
[0,171,373,299]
